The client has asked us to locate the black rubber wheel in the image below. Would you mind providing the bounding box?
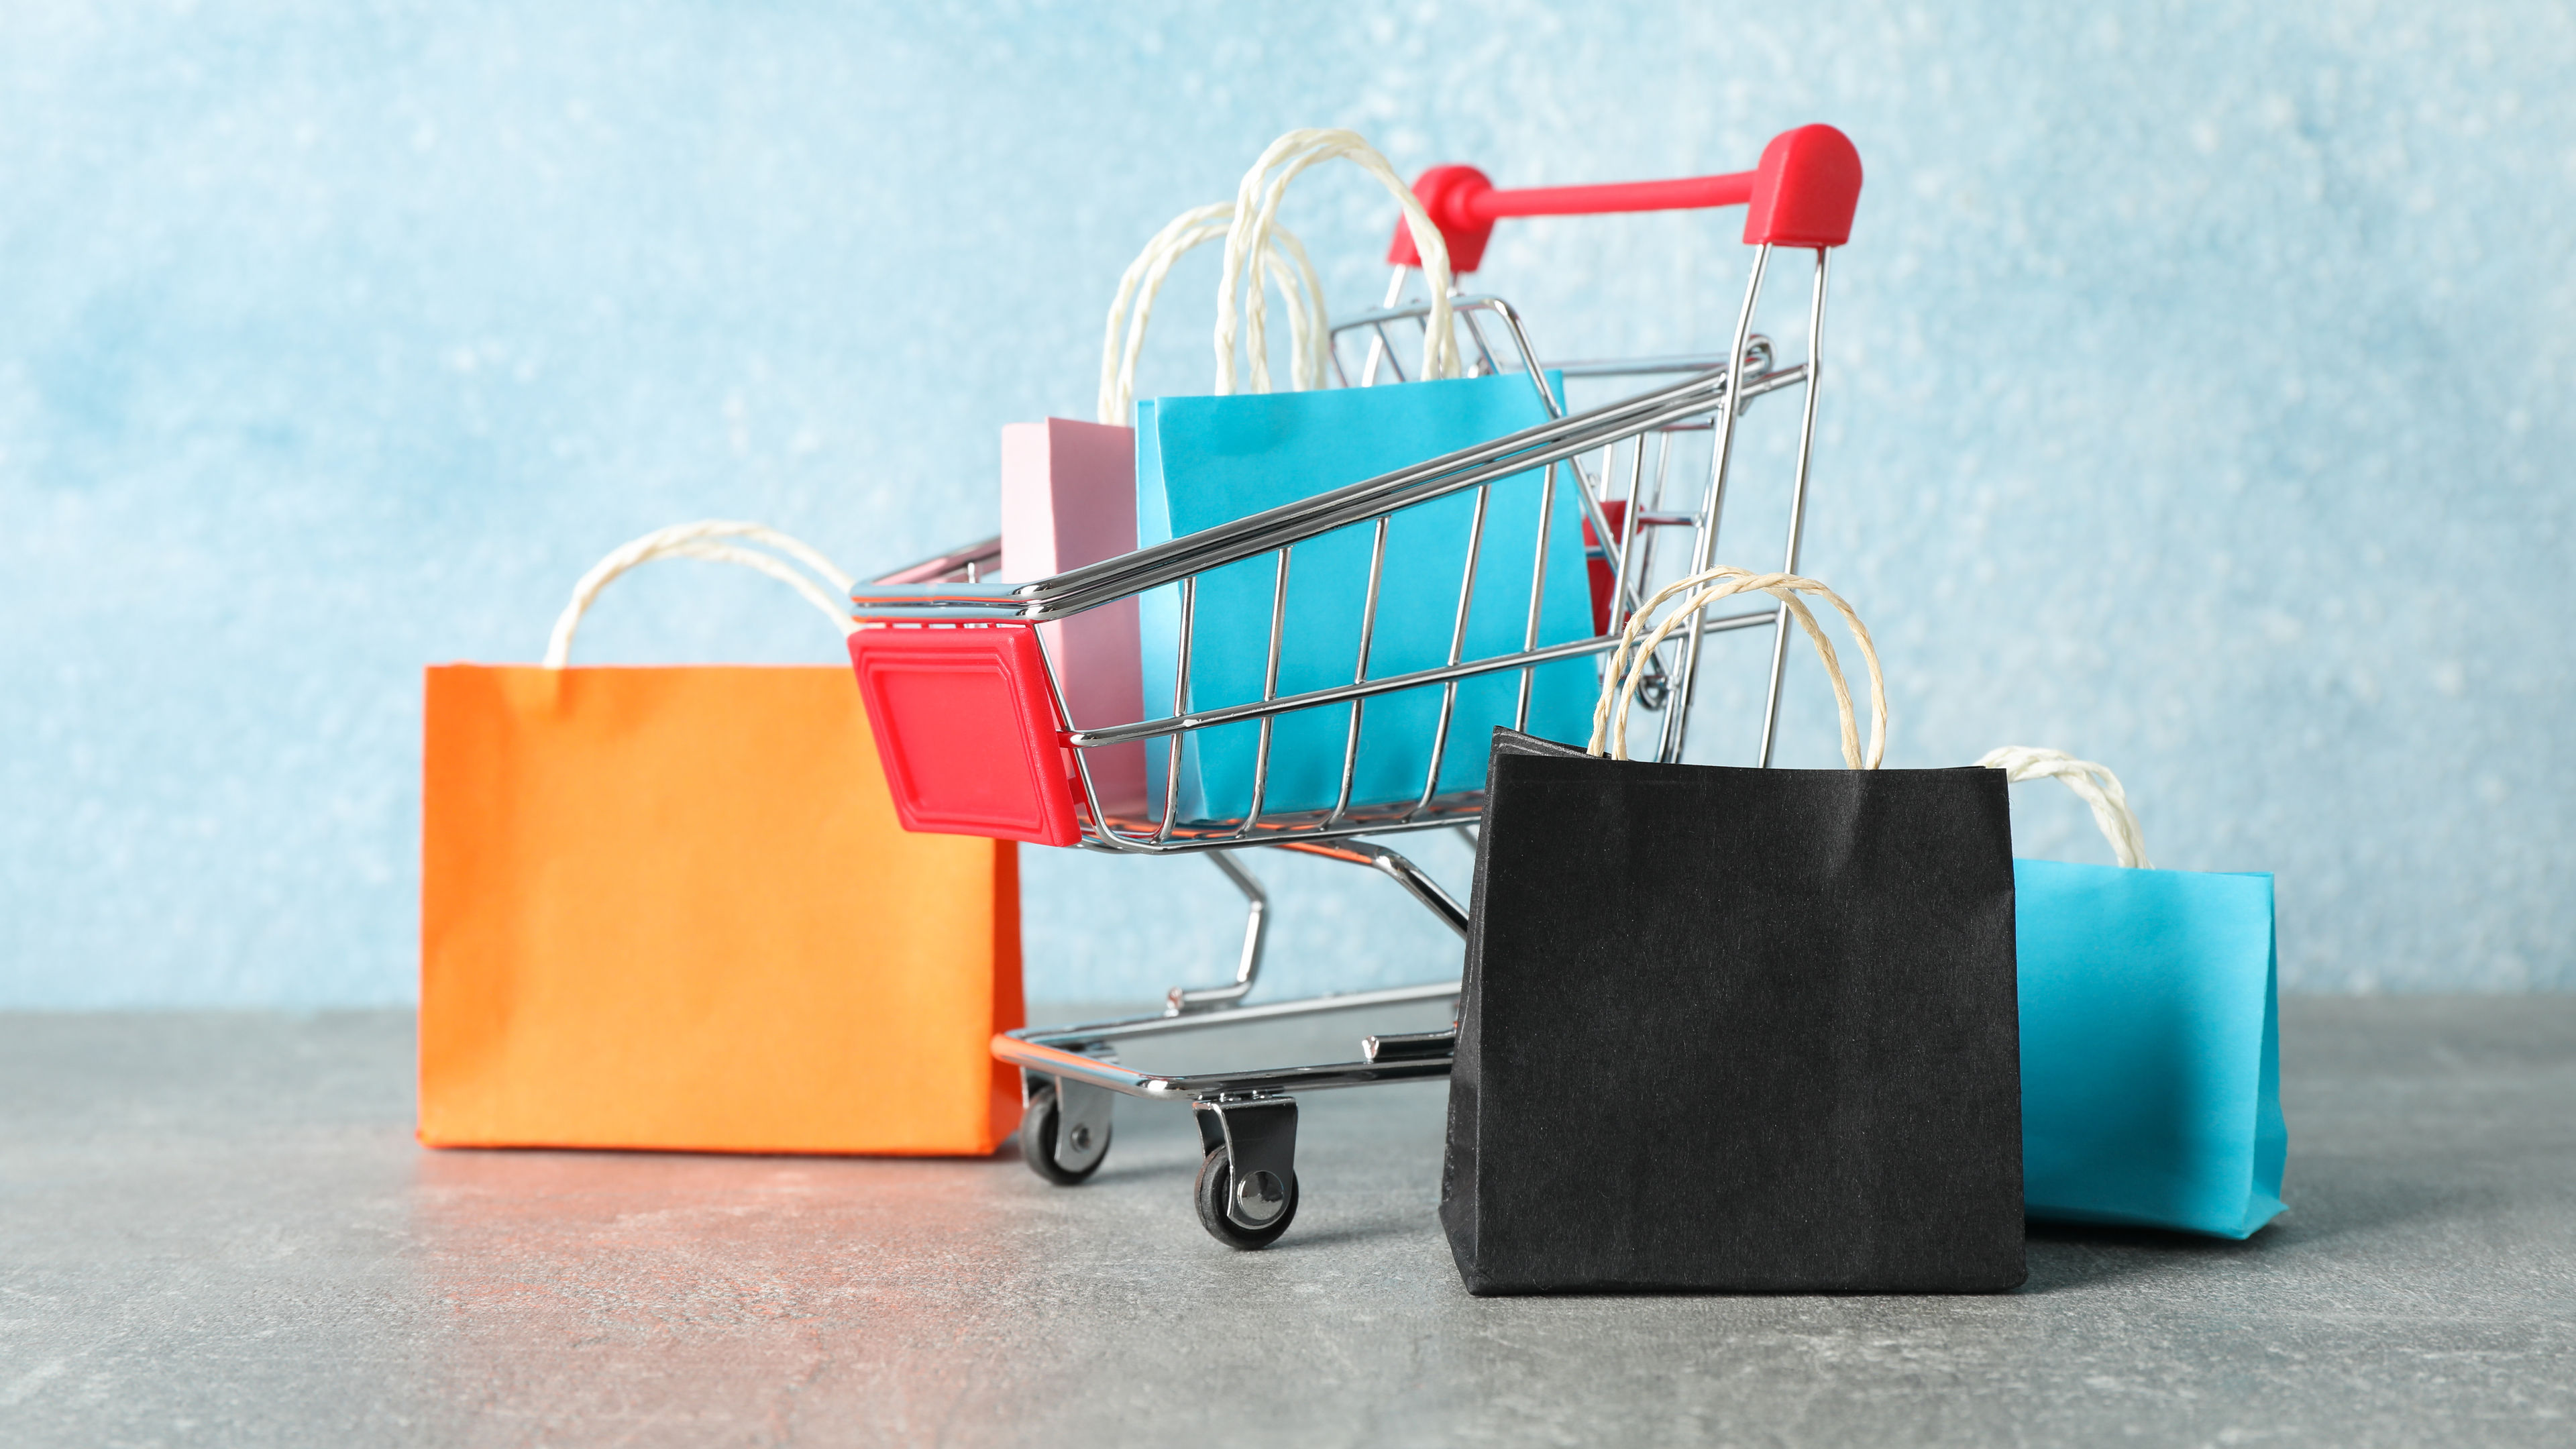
[1018,1085,1108,1185]
[1192,1143,1299,1248]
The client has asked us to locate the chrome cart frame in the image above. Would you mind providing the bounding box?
[850,134,1858,1246]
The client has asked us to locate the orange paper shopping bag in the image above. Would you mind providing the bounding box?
[420,521,1022,1155]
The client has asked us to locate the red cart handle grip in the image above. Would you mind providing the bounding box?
[1388,123,1862,274]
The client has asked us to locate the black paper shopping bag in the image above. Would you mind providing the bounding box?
[1441,570,2025,1295]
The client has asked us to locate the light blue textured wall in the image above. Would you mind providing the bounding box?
[4,2,2569,1006]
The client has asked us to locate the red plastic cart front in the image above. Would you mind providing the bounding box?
[847,624,1085,848]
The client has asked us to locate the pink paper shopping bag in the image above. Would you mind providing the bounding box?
[1000,417,1145,814]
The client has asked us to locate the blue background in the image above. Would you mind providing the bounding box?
[5,1,2569,1006]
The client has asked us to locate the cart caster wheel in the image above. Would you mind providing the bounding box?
[1019,1085,1109,1185]
[1193,1142,1299,1249]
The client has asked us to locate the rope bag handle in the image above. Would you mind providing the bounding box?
[1591,566,1888,768]
[1977,747,2153,869]
[1216,128,1463,395]
[1098,202,1330,425]
[543,521,857,669]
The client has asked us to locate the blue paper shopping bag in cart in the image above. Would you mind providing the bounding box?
[1133,134,1597,823]
[1985,747,2287,1239]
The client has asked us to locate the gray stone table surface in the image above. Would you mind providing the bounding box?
[1,996,2571,1448]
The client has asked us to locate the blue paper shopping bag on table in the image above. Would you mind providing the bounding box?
[1137,375,1598,822]
[1987,747,2286,1238]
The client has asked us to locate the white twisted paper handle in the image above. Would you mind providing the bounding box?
[543,521,857,669]
[1098,201,1330,426]
[1590,566,1887,768]
[1216,127,1462,394]
[1977,747,2153,869]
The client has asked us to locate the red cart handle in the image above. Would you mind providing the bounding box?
[1387,123,1862,274]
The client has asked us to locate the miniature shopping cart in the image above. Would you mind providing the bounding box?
[849,125,1864,1248]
